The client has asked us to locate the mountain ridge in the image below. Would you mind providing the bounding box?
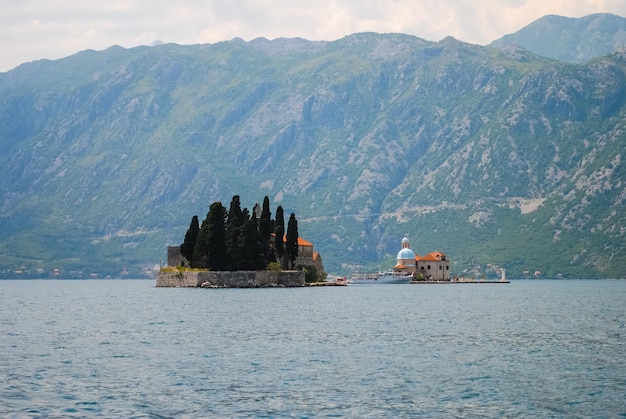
[1,15,625,278]
[490,13,626,63]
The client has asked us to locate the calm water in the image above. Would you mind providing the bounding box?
[1,279,625,418]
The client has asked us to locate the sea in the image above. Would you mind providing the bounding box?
[1,279,625,418]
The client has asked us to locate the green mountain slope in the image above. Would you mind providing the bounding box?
[1,28,625,279]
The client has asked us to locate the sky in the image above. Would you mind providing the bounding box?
[2,0,625,72]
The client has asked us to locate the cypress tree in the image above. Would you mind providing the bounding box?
[184,196,292,272]
[240,216,265,270]
[227,195,244,227]
[259,196,273,265]
[206,201,228,271]
[285,213,299,269]
[274,206,285,268]
[226,196,244,270]
[180,215,199,266]
[193,210,211,269]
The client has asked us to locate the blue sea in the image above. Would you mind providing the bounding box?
[1,279,625,418]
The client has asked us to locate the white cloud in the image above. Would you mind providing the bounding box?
[1,0,625,72]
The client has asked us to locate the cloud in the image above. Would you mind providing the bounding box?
[1,0,625,72]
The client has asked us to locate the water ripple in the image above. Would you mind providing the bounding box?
[0,279,625,417]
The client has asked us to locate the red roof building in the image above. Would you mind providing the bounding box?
[392,237,450,280]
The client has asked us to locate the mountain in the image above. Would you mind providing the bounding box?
[1,19,626,279]
[490,13,626,63]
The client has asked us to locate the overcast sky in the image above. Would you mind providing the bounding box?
[2,0,625,72]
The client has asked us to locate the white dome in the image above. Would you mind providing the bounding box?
[397,248,416,261]
[401,237,410,244]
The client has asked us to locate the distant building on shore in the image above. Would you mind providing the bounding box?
[288,236,325,275]
[393,237,450,280]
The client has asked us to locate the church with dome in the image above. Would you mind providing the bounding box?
[394,237,450,280]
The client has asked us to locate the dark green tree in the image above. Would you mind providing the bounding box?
[227,195,245,227]
[226,195,245,270]
[259,196,273,265]
[206,201,228,270]
[285,213,299,269]
[240,216,265,270]
[274,206,285,268]
[185,196,297,272]
[296,264,319,283]
[193,210,211,268]
[180,215,199,266]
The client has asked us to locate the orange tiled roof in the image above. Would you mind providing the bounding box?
[297,237,313,247]
[282,235,313,247]
[273,233,314,247]
[419,251,446,261]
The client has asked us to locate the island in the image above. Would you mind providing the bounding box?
[157,195,325,288]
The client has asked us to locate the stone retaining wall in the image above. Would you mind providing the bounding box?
[156,270,305,288]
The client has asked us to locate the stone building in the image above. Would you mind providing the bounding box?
[291,237,325,274]
[392,237,450,280]
[416,250,450,281]
[167,246,188,267]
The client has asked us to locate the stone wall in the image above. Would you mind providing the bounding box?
[156,270,305,288]
[167,246,188,267]
[156,271,201,287]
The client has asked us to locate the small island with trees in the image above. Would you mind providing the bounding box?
[157,195,326,287]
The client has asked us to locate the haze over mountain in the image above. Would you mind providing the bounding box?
[490,13,626,63]
[1,14,625,278]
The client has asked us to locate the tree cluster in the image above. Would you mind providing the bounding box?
[180,195,299,271]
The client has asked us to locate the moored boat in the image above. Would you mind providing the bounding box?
[349,236,450,284]
[351,270,413,284]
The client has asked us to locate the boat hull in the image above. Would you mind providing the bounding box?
[351,272,412,284]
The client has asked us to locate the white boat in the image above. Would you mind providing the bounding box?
[351,270,413,284]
